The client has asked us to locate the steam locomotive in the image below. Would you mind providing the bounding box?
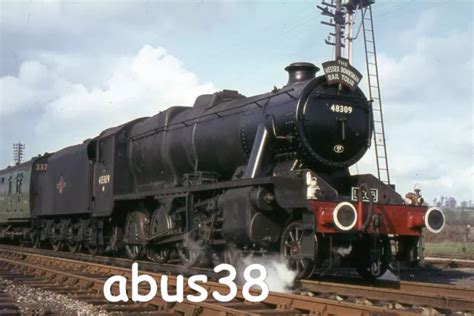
[0,60,445,280]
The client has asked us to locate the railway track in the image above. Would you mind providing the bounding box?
[425,256,474,268]
[0,263,21,316]
[0,244,472,315]
[298,278,474,312]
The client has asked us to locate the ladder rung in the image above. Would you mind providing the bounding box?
[374,120,382,123]
[366,40,374,43]
[367,51,375,54]
[368,62,376,65]
[364,28,372,32]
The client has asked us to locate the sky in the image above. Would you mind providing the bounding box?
[0,0,472,204]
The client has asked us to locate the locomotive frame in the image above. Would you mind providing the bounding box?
[0,61,445,280]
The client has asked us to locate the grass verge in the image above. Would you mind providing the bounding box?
[424,242,474,260]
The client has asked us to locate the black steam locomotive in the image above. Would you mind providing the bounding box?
[0,60,445,280]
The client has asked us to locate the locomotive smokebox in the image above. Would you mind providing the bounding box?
[285,62,319,85]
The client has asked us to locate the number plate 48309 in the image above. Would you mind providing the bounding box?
[330,104,353,114]
[351,187,378,203]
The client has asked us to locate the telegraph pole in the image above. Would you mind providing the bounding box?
[318,0,390,184]
[318,0,345,60]
[344,1,356,62]
[318,0,373,63]
[12,142,25,165]
[334,0,342,58]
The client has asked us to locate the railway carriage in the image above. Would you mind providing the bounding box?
[0,60,445,280]
[0,160,34,237]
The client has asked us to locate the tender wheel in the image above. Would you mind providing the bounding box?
[51,240,63,252]
[354,235,391,281]
[86,244,103,255]
[30,232,41,249]
[281,221,317,279]
[67,242,81,254]
[67,224,81,253]
[85,225,103,255]
[32,239,41,248]
[124,210,150,260]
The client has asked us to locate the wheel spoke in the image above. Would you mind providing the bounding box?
[297,228,304,243]
[300,259,306,269]
[289,231,295,242]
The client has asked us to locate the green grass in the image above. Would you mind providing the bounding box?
[424,242,474,260]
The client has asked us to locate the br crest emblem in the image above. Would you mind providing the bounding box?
[333,144,344,154]
[56,176,67,194]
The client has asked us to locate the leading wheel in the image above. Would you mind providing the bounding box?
[354,235,391,281]
[281,221,317,279]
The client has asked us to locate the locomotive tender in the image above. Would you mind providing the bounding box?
[0,60,445,279]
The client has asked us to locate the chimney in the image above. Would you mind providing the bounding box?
[285,62,319,85]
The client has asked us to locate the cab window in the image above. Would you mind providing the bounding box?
[16,175,23,194]
[99,137,113,164]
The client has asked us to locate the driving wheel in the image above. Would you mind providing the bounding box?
[124,210,150,260]
[281,221,317,279]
